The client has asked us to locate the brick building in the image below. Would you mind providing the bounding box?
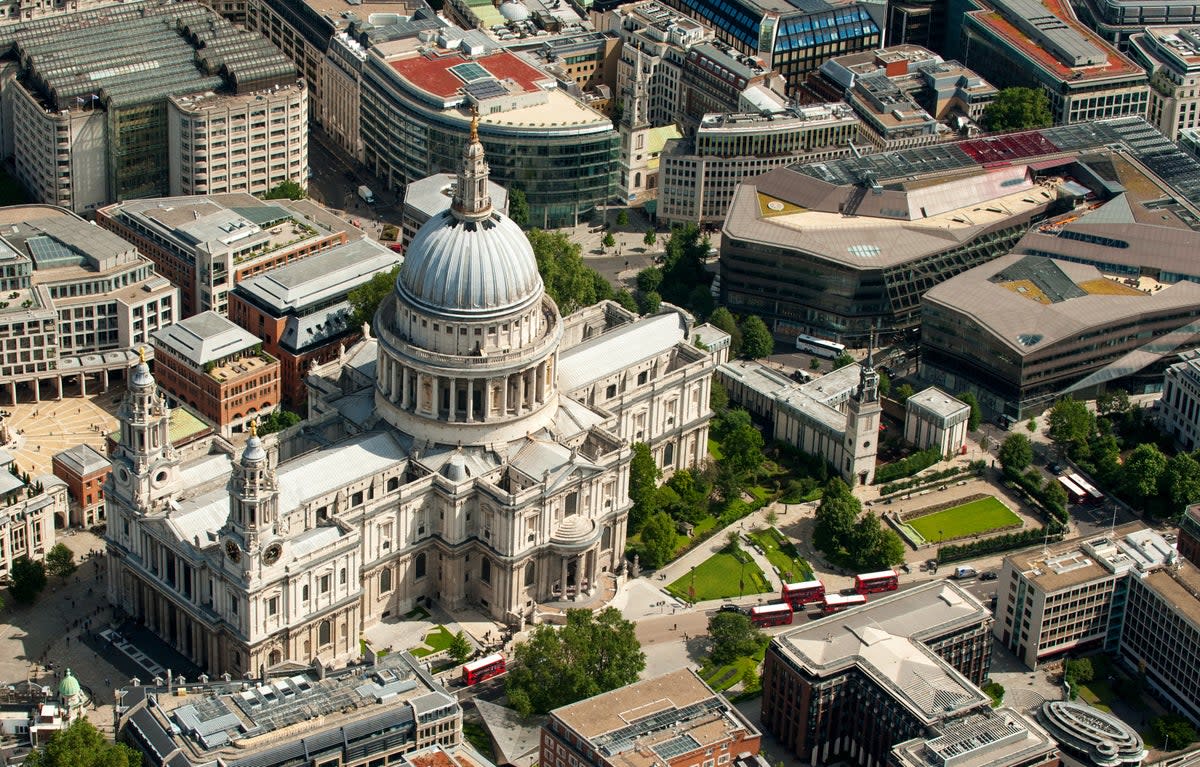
[228,238,399,410]
[542,670,761,767]
[150,312,280,437]
[761,581,998,767]
[1179,503,1200,566]
[51,443,109,528]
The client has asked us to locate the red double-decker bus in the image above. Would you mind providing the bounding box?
[854,569,899,594]
[821,593,867,614]
[749,603,794,627]
[781,579,826,609]
[462,653,506,685]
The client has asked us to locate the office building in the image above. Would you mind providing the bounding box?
[1129,27,1200,141]
[812,46,996,149]
[118,651,467,767]
[994,523,1172,668]
[105,131,725,676]
[658,104,861,226]
[761,581,1043,767]
[96,194,361,318]
[152,312,281,437]
[1071,0,1200,47]
[890,709,1060,767]
[922,249,1200,419]
[361,43,618,228]
[721,117,1200,349]
[0,450,63,582]
[0,2,305,215]
[717,358,880,486]
[1178,503,1200,566]
[1160,349,1200,452]
[960,0,1148,126]
[659,0,884,94]
[229,239,401,410]
[0,205,177,405]
[541,670,761,767]
[904,387,970,456]
[51,443,109,528]
[885,0,947,51]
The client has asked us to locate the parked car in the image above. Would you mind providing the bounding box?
[1049,462,1065,475]
[979,571,998,581]
[718,604,744,614]
[952,566,977,580]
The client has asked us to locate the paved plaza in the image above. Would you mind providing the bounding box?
[3,385,124,481]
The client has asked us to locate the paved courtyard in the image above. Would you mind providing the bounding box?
[2,385,124,481]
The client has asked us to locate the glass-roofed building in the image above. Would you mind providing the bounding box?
[660,0,885,93]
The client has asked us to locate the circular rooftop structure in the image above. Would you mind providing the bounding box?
[397,209,542,319]
[1038,700,1146,767]
[498,0,531,21]
[58,670,81,699]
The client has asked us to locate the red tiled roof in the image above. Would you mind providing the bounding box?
[970,0,1141,81]
[389,50,550,98]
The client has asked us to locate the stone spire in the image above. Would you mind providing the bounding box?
[452,110,492,221]
[856,326,879,404]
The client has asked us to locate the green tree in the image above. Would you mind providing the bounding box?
[686,285,715,319]
[257,409,302,435]
[639,512,677,568]
[956,391,981,431]
[602,232,616,250]
[639,290,662,315]
[448,630,473,663]
[1152,714,1198,749]
[628,442,661,532]
[894,383,914,404]
[739,315,774,359]
[616,210,629,227]
[1048,398,1094,454]
[984,87,1053,132]
[637,267,663,294]
[9,555,46,604]
[1063,658,1094,697]
[998,433,1034,476]
[1096,389,1130,415]
[528,230,614,313]
[508,187,530,228]
[44,543,75,579]
[24,719,140,767]
[877,370,891,398]
[708,307,742,356]
[832,351,855,370]
[710,379,729,412]
[643,229,657,249]
[707,611,765,665]
[263,179,305,200]
[506,608,645,716]
[1027,418,1037,432]
[809,358,822,371]
[1163,452,1200,515]
[1123,443,1167,506]
[348,265,401,329]
[665,469,709,523]
[1043,478,1068,516]
[813,479,860,558]
[614,289,639,313]
[851,512,906,569]
[719,409,765,480]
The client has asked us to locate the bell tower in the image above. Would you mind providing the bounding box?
[226,420,278,556]
[111,348,180,511]
[845,329,882,486]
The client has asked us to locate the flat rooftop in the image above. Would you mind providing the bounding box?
[124,652,457,764]
[389,50,552,100]
[907,386,969,419]
[1005,523,1172,593]
[1141,559,1200,628]
[234,238,400,315]
[550,669,757,767]
[153,311,261,367]
[967,0,1142,83]
[890,708,1059,767]
[772,580,992,725]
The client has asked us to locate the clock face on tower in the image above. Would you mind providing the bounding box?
[262,542,283,566]
[225,540,241,563]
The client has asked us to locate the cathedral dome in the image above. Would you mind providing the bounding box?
[395,113,542,319]
[397,211,541,318]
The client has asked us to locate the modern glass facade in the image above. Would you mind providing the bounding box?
[361,59,618,229]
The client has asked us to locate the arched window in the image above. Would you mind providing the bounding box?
[524,561,535,587]
[268,649,281,666]
[318,620,331,647]
[481,557,491,584]
[415,552,427,579]
[387,477,400,492]
[380,568,393,592]
[602,526,612,550]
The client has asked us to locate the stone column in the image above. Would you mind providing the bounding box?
[466,379,474,421]
[55,376,62,400]
[559,557,567,597]
[448,377,456,421]
[401,368,411,410]
[102,368,109,392]
[80,373,87,396]
[8,381,15,404]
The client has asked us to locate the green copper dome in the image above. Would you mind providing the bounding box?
[58,669,81,699]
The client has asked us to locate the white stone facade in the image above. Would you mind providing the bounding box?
[904,386,969,457]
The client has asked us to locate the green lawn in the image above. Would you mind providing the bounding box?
[908,496,1021,543]
[666,548,771,602]
[699,642,767,693]
[410,625,454,657]
[708,438,724,460]
[748,527,813,583]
